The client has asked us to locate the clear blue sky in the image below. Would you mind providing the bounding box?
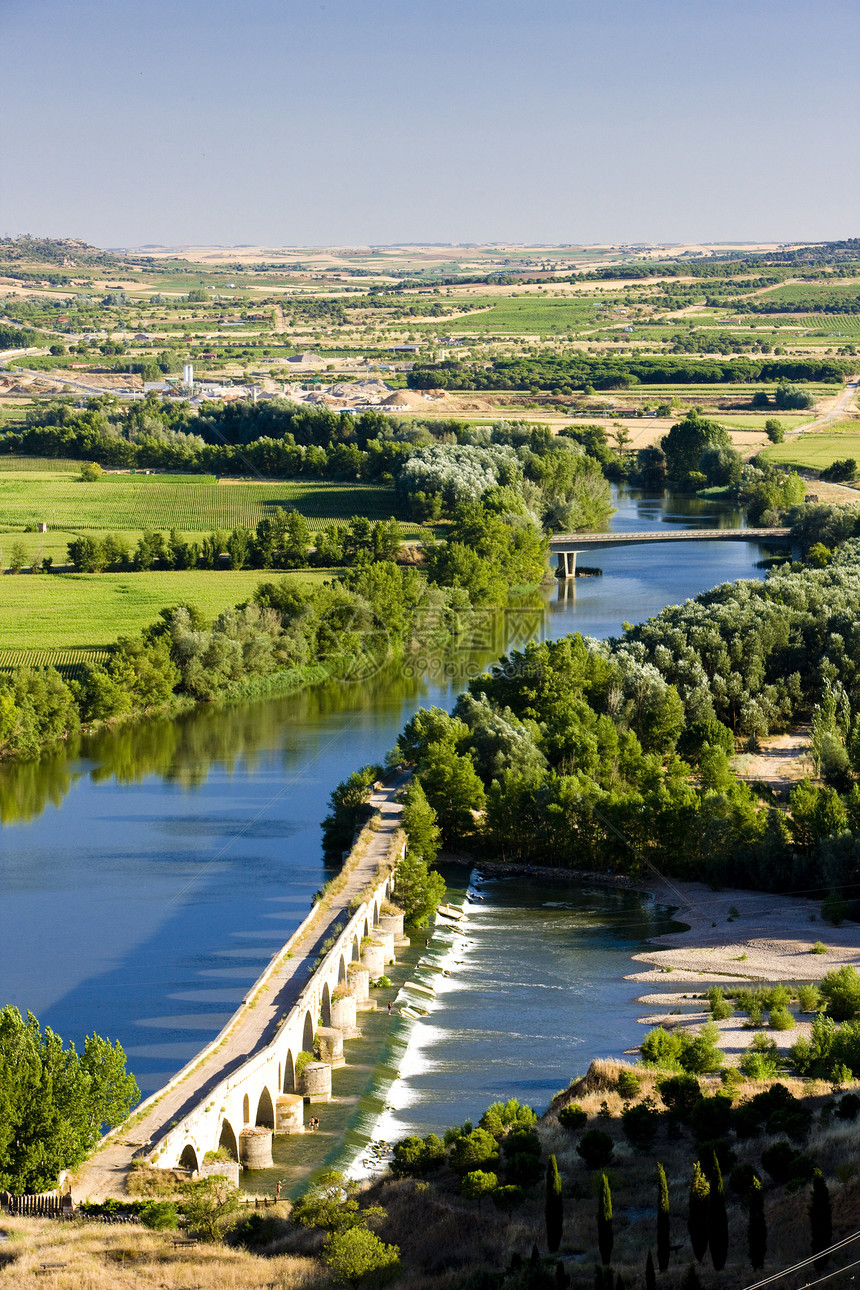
[1,0,857,248]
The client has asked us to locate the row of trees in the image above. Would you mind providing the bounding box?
[65,512,401,573]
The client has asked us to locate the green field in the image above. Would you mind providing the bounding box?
[0,569,330,651]
[419,296,600,335]
[0,470,422,536]
[760,431,860,472]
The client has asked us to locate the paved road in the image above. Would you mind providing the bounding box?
[72,780,405,1201]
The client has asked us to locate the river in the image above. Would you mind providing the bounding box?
[0,485,775,1157]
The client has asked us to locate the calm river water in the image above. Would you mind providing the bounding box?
[0,487,775,1141]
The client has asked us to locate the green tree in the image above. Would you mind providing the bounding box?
[657,1162,671,1271]
[462,1169,498,1213]
[820,965,860,1020]
[321,765,381,862]
[645,1250,657,1290]
[688,1162,710,1263]
[79,461,103,481]
[398,777,441,862]
[181,1175,242,1241]
[545,1154,563,1253]
[809,1170,832,1268]
[765,419,785,443]
[322,1226,400,1286]
[597,1173,613,1266]
[7,541,26,573]
[393,850,445,927]
[748,1175,766,1270]
[418,741,486,842]
[0,1008,139,1192]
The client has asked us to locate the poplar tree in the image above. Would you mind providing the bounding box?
[707,1153,729,1271]
[598,1173,614,1266]
[810,1169,832,1268]
[657,1161,671,1271]
[687,1161,710,1263]
[748,1175,766,1270]
[645,1249,657,1290]
[546,1154,564,1254]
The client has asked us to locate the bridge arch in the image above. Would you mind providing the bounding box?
[255,1086,275,1128]
[373,898,380,925]
[218,1119,239,1161]
[302,1010,314,1053]
[242,1093,250,1124]
[283,1049,295,1092]
[338,955,347,983]
[351,937,360,962]
[321,981,331,1026]
[179,1143,199,1173]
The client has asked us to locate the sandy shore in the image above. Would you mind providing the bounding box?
[628,879,860,1063]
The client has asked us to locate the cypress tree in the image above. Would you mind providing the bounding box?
[707,1153,729,1271]
[598,1173,614,1266]
[645,1249,657,1290]
[810,1169,832,1268]
[748,1175,766,1270]
[687,1161,710,1263]
[546,1153,564,1254]
[657,1162,671,1272]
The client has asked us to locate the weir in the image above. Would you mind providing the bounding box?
[73,781,408,1199]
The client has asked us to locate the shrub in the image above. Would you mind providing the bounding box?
[761,1142,814,1187]
[797,984,822,1012]
[295,1050,315,1080]
[820,965,860,1020]
[622,1100,661,1151]
[708,988,733,1021]
[502,1129,541,1158]
[449,1128,500,1175]
[729,1162,760,1196]
[391,1133,445,1177]
[504,1151,544,1188]
[480,1098,538,1138]
[617,1069,641,1100]
[140,1200,178,1230]
[658,1073,703,1121]
[769,1007,795,1031]
[690,1094,732,1141]
[810,942,829,955]
[576,1129,614,1169]
[558,1103,588,1131]
[322,1226,400,1286]
[492,1185,525,1215]
[837,1093,860,1120]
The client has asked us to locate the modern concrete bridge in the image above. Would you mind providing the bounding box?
[73,782,408,1199]
[549,528,791,577]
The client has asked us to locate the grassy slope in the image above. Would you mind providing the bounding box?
[0,569,330,652]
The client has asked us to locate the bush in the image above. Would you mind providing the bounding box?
[391,1133,445,1177]
[621,1101,661,1151]
[480,1099,538,1138]
[729,1162,760,1196]
[322,1226,400,1286]
[558,1103,588,1131]
[576,1129,614,1169]
[139,1200,178,1230]
[689,1094,732,1141]
[797,984,822,1012]
[504,1151,544,1188]
[820,965,860,1020]
[837,1093,860,1121]
[616,1069,641,1100]
[708,988,733,1022]
[761,1141,814,1187]
[657,1074,702,1121]
[769,1007,795,1031]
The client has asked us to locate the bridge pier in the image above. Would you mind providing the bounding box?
[556,549,580,579]
[275,1094,304,1134]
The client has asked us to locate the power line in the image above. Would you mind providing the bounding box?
[743,1230,860,1290]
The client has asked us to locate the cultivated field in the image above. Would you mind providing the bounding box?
[0,569,329,652]
[761,431,860,473]
[0,470,419,536]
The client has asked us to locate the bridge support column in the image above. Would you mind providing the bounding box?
[347,963,374,1011]
[316,1027,345,1068]
[300,1062,332,1103]
[373,927,396,963]
[378,906,408,946]
[275,1094,304,1134]
[556,550,578,579]
[331,990,361,1037]
[361,941,386,978]
[239,1127,273,1169]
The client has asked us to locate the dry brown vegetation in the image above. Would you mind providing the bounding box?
[0,1214,325,1289]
